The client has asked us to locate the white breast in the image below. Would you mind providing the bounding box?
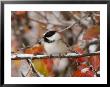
[44,40,68,56]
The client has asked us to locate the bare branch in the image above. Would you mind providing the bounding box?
[20,71,26,77]
[29,17,65,27]
[26,59,44,77]
[12,51,100,60]
[59,21,76,32]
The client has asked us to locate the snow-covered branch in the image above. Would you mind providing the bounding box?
[11,51,100,60]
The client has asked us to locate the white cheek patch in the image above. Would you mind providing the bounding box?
[46,36,54,41]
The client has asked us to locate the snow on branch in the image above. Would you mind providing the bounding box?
[11,51,100,60]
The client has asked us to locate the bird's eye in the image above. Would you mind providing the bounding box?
[44,31,56,37]
[43,37,50,43]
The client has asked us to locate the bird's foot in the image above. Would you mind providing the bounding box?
[48,54,53,59]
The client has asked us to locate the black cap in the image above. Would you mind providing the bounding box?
[44,31,56,37]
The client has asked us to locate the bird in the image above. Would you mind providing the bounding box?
[39,30,70,76]
[42,30,69,56]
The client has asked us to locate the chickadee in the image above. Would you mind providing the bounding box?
[40,30,69,76]
[42,30,69,56]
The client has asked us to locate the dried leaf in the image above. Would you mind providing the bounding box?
[32,59,54,76]
[15,11,27,20]
[89,55,100,71]
[72,69,94,77]
[73,47,88,63]
[43,59,53,72]
[15,11,27,16]
[94,15,100,24]
[24,44,44,54]
[83,25,100,40]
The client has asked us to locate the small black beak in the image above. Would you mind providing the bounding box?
[38,41,41,44]
[38,38,43,44]
[38,39,41,44]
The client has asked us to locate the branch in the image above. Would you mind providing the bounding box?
[58,21,76,32]
[11,51,100,60]
[29,17,65,27]
[26,59,44,77]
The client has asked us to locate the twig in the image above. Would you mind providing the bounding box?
[59,21,76,32]
[26,59,44,77]
[25,64,32,77]
[35,12,48,22]
[21,42,43,77]
[58,12,91,32]
[20,71,26,77]
[52,12,73,26]
[11,51,100,60]
[29,12,93,33]
[29,17,65,27]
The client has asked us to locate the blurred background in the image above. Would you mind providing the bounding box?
[11,11,100,77]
